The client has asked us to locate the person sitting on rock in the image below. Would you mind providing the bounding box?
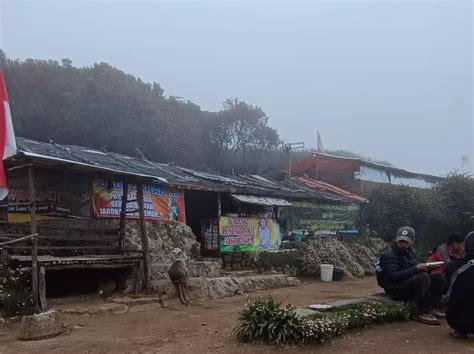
[427,232,465,277]
[378,226,447,325]
[444,231,474,339]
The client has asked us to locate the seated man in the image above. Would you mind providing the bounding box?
[378,226,447,325]
[427,232,465,277]
[444,231,474,339]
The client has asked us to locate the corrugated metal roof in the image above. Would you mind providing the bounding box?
[231,194,293,206]
[291,152,442,181]
[292,176,368,203]
[10,137,366,204]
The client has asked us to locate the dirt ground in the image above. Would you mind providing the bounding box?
[1,276,473,353]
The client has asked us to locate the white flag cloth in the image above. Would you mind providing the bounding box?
[317,130,325,153]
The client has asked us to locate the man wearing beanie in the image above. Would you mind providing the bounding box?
[445,231,474,339]
[378,226,447,325]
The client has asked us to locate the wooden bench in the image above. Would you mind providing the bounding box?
[0,221,143,310]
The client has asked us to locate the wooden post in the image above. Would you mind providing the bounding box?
[39,266,47,311]
[119,181,129,251]
[1,248,8,265]
[217,193,222,255]
[135,260,144,295]
[137,182,149,291]
[28,166,39,312]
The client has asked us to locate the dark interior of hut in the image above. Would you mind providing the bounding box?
[184,190,219,256]
[45,267,132,298]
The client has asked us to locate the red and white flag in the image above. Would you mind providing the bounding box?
[0,70,17,200]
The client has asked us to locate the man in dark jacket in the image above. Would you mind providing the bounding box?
[379,226,447,325]
[445,231,474,339]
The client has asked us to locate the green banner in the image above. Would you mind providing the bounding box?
[280,202,359,231]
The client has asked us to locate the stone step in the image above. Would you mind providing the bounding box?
[108,296,162,307]
[152,274,301,301]
[221,270,260,277]
[57,303,130,315]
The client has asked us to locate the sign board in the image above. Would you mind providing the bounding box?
[92,180,185,223]
[281,201,359,231]
[219,217,281,252]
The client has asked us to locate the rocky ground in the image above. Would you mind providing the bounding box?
[1,277,473,353]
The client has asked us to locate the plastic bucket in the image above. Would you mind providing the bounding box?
[332,268,344,281]
[294,232,303,242]
[320,264,334,282]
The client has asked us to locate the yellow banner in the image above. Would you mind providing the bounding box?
[219,217,281,252]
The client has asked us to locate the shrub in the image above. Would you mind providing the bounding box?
[2,288,36,317]
[233,297,304,344]
[0,266,35,318]
[234,297,414,345]
[360,173,474,250]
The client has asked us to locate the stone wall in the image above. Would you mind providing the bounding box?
[124,220,222,290]
[221,251,258,271]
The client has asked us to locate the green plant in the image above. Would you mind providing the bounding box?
[2,288,36,317]
[302,301,413,342]
[360,174,474,251]
[233,297,304,344]
[0,266,35,318]
[234,297,414,345]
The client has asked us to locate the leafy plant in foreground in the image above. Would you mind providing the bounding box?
[233,297,304,344]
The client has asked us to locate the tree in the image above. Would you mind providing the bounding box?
[208,98,280,173]
[1,52,282,174]
[429,173,474,237]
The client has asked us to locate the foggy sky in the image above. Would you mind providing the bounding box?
[1,0,472,176]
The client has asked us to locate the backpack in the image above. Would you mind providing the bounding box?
[442,259,474,305]
[374,256,385,288]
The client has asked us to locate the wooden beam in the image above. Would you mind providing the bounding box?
[137,182,149,292]
[5,245,120,250]
[6,163,33,172]
[119,181,129,251]
[28,166,39,312]
[44,263,138,271]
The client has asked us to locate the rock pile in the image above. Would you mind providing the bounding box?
[299,237,387,278]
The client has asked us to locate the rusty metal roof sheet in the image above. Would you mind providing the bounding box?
[231,194,292,206]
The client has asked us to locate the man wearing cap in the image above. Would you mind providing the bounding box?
[378,226,447,325]
[444,231,474,339]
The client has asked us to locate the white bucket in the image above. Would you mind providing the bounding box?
[320,264,334,282]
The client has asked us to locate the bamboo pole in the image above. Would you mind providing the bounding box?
[28,166,39,312]
[137,182,149,291]
[119,181,129,251]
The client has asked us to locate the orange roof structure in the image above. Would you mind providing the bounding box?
[291,175,368,203]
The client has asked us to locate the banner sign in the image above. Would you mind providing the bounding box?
[280,202,359,231]
[6,188,77,217]
[219,217,281,252]
[4,170,92,221]
[92,180,185,223]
